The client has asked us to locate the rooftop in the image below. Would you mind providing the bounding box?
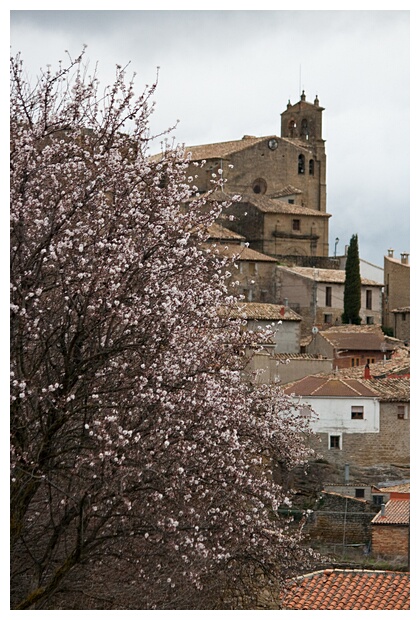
[220,302,301,322]
[279,265,382,286]
[282,375,379,398]
[371,499,410,525]
[207,243,277,262]
[280,569,410,610]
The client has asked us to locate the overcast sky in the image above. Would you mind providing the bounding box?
[10,8,411,268]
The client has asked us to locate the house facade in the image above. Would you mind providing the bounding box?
[306,325,400,369]
[276,266,383,337]
[282,373,410,470]
[383,249,410,332]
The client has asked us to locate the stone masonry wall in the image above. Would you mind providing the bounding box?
[307,401,409,468]
[371,525,409,557]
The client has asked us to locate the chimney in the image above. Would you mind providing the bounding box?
[400,252,409,265]
[344,463,350,483]
[387,248,394,258]
[381,503,386,517]
[364,363,371,379]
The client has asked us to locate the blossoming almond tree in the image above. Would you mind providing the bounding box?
[10,50,315,610]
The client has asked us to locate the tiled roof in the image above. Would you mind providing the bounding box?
[221,302,301,322]
[378,482,410,494]
[360,377,410,401]
[273,353,327,360]
[183,135,272,160]
[282,375,379,397]
[279,266,382,286]
[268,184,303,198]
[206,222,245,241]
[240,194,329,216]
[371,499,410,525]
[316,325,401,351]
[392,306,410,313]
[337,350,410,380]
[207,243,277,262]
[280,569,410,610]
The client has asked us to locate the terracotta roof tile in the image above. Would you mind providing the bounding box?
[371,499,410,525]
[279,266,382,286]
[282,375,379,397]
[205,242,277,262]
[183,135,272,160]
[206,222,245,241]
[280,569,410,610]
[220,302,301,322]
[240,194,329,216]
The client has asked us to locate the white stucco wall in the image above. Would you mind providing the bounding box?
[293,396,380,434]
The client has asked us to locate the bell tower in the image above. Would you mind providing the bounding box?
[281,91,325,145]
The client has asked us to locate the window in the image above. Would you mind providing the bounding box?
[329,435,341,449]
[325,286,332,307]
[397,405,408,420]
[298,154,305,174]
[292,219,300,231]
[288,120,297,137]
[252,178,267,195]
[366,357,375,365]
[373,495,384,506]
[402,313,406,321]
[366,289,372,310]
[355,488,365,499]
[301,119,309,139]
[351,358,360,367]
[366,316,374,325]
[324,313,332,324]
[309,159,314,175]
[288,199,295,204]
[248,262,256,276]
[351,406,364,420]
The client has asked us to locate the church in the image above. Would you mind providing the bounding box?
[183,91,331,263]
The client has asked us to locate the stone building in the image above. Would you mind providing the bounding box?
[391,307,410,344]
[183,91,331,260]
[306,325,400,369]
[371,499,409,559]
[276,266,383,336]
[383,249,410,333]
[282,372,410,470]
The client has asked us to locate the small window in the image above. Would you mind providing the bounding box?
[351,406,364,420]
[288,199,295,204]
[373,495,384,506]
[324,313,332,324]
[402,313,406,321]
[252,178,267,195]
[366,316,374,325]
[325,286,332,307]
[292,219,300,231]
[309,159,315,175]
[366,358,375,365]
[298,154,305,174]
[330,435,341,449]
[355,488,365,499]
[366,289,372,310]
[248,262,256,276]
[397,405,407,420]
[351,358,360,367]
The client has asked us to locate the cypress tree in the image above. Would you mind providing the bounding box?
[342,234,362,324]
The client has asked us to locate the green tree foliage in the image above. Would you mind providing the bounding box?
[342,234,362,325]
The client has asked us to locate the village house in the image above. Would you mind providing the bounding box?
[306,324,403,369]
[370,498,410,560]
[276,266,383,337]
[281,370,410,471]
[383,249,410,334]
